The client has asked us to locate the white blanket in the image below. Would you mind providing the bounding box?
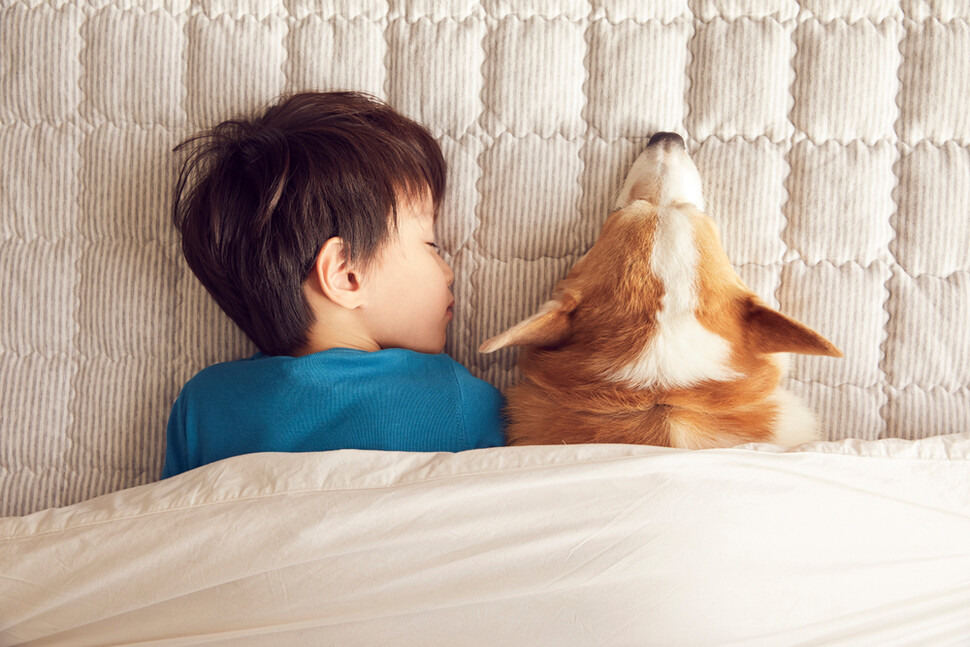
[3,434,969,646]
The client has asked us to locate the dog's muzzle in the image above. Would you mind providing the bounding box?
[614,131,704,211]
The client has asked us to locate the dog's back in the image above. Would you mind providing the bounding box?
[481,133,841,449]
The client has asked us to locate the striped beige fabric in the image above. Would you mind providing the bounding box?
[2,0,969,516]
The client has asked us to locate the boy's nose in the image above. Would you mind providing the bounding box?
[439,253,454,286]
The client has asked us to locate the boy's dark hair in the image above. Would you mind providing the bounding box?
[172,91,446,357]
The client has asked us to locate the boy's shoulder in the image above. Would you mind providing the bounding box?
[179,348,490,397]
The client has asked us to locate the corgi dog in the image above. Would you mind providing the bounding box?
[479,132,842,449]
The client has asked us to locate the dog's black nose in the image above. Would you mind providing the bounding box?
[648,132,686,150]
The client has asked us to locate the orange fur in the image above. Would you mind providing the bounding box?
[481,141,841,449]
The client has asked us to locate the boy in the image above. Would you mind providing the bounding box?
[161,91,505,479]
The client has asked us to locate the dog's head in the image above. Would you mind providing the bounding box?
[480,133,841,391]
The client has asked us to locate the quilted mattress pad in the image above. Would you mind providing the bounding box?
[2,0,969,515]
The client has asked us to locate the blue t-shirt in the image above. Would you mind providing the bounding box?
[161,348,506,478]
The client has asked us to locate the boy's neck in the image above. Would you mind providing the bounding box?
[293,328,381,356]
[292,296,382,356]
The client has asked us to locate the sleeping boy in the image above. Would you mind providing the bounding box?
[161,91,505,478]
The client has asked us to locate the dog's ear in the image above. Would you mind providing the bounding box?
[479,296,577,353]
[743,300,842,358]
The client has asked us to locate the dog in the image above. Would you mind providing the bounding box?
[479,132,842,449]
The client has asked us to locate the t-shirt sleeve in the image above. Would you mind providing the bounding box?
[160,393,187,479]
[451,361,507,448]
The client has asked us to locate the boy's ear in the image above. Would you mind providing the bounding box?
[307,237,365,309]
[479,295,578,353]
[743,298,843,357]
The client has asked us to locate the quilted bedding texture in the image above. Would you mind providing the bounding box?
[2,0,970,516]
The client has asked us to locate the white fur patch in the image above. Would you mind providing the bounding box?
[769,386,820,447]
[615,146,705,211]
[607,206,738,389]
[657,152,705,210]
[666,417,703,449]
[667,417,740,449]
